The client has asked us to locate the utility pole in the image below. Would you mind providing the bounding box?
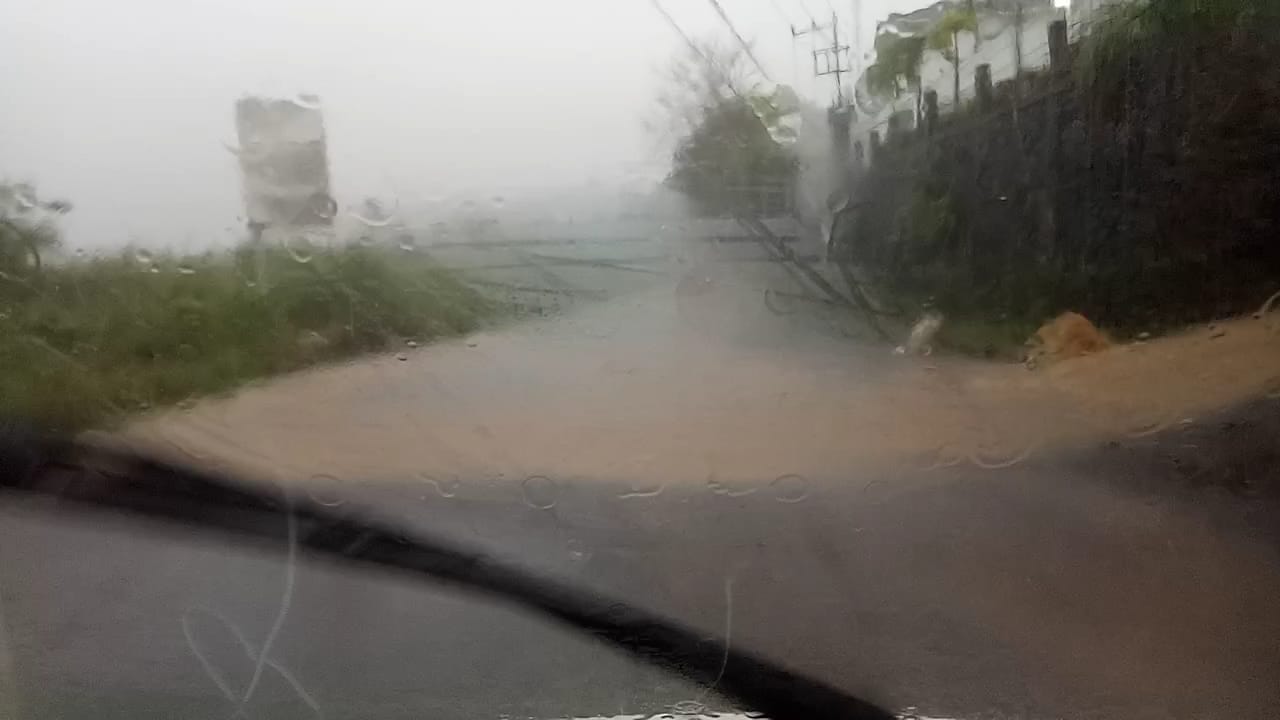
[812,12,852,107]
[791,20,818,98]
[1013,2,1024,85]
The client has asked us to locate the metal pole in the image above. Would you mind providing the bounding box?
[1013,2,1024,83]
[831,12,844,106]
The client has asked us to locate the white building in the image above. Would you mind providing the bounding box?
[848,0,1066,161]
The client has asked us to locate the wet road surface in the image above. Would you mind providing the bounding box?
[3,249,1280,720]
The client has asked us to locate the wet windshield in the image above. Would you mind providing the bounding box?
[2,1,1280,718]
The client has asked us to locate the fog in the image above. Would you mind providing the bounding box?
[2,0,921,249]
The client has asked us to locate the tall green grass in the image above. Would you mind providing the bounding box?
[1076,0,1276,117]
[0,243,492,433]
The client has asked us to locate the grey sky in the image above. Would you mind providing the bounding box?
[2,0,922,248]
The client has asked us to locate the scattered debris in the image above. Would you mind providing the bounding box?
[405,339,419,348]
[1024,311,1109,369]
[896,311,944,356]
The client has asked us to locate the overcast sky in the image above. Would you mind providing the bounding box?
[2,0,923,248]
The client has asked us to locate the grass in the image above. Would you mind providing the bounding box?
[1076,0,1277,120]
[932,314,1039,361]
[0,242,493,434]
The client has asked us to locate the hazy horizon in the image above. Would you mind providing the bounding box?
[2,0,923,249]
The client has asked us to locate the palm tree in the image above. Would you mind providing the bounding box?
[928,8,978,107]
[867,33,927,124]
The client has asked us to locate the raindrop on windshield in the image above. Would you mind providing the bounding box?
[222,140,269,163]
[1122,410,1175,439]
[13,188,36,210]
[290,93,323,110]
[309,192,337,220]
[565,538,590,563]
[419,473,460,499]
[176,264,196,275]
[1257,289,1280,333]
[134,248,154,265]
[921,442,965,470]
[283,232,315,263]
[306,474,345,507]
[617,481,665,499]
[397,234,417,252]
[522,474,560,509]
[969,441,1038,470]
[490,195,506,208]
[351,197,398,227]
[771,473,809,503]
[669,700,708,715]
[706,476,757,497]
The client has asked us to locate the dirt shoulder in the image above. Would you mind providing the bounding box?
[108,302,1280,488]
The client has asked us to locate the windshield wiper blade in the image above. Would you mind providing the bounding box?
[0,426,895,720]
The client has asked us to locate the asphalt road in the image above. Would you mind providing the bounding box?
[3,244,1280,720]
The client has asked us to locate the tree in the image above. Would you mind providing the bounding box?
[0,182,72,275]
[866,33,927,123]
[652,40,800,216]
[929,8,978,107]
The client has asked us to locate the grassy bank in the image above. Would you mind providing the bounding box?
[0,243,492,433]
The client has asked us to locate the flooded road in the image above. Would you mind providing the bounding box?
[6,243,1280,720]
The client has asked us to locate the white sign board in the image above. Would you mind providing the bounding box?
[233,95,333,231]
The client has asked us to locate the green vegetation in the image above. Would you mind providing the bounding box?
[653,39,799,215]
[1077,0,1274,114]
[933,314,1039,360]
[837,0,1280,358]
[0,224,492,433]
[1,181,72,272]
[928,8,978,106]
[666,97,798,215]
[867,33,927,121]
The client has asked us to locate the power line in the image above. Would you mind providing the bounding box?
[648,0,710,66]
[704,0,775,82]
[646,0,743,99]
[805,11,851,107]
[767,0,793,25]
[789,0,832,45]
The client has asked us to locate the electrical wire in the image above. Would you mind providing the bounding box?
[648,0,712,68]
[704,0,775,82]
[768,0,794,26]
[646,0,743,98]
